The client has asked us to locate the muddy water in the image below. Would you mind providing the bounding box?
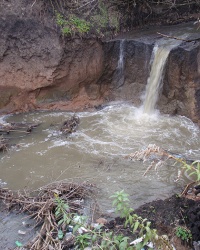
[0,103,200,210]
[143,38,183,114]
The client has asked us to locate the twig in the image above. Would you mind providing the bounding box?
[181,181,196,197]
[31,0,37,8]
[157,32,200,42]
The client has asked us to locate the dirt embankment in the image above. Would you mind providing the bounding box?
[0,0,105,113]
[0,0,200,125]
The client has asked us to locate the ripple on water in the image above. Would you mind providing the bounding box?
[0,103,199,209]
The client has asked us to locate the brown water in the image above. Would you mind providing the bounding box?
[143,38,183,114]
[0,103,200,210]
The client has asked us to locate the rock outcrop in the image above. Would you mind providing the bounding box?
[100,36,200,125]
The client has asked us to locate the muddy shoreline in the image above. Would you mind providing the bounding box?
[0,186,199,250]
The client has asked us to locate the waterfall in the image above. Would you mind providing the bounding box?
[118,39,125,71]
[142,39,182,114]
[114,39,125,88]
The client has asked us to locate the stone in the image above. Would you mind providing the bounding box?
[96,218,107,225]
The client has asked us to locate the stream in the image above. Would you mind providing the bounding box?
[0,103,200,210]
[0,31,200,242]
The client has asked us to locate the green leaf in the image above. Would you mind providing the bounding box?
[133,221,140,232]
[73,224,80,233]
[92,234,97,243]
[58,229,64,239]
[55,210,60,216]
[119,241,128,250]
[58,219,64,225]
[136,242,144,250]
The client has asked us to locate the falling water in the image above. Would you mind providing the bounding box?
[118,39,125,70]
[143,39,182,114]
[114,39,125,88]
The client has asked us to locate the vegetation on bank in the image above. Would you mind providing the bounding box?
[54,1,119,37]
[46,0,200,38]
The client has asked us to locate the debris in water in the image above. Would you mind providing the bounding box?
[0,137,8,152]
[60,115,80,135]
[0,122,40,151]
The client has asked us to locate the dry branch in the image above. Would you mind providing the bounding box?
[0,122,40,152]
[157,32,200,43]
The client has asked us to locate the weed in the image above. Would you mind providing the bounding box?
[54,194,71,226]
[55,12,90,36]
[176,226,192,242]
[111,190,172,250]
[182,160,200,182]
[75,233,92,249]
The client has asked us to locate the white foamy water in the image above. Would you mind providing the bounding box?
[0,103,200,209]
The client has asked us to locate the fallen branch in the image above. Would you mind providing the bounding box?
[157,32,200,43]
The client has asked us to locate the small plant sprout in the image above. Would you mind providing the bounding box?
[111,190,172,250]
[176,226,192,242]
[54,194,71,226]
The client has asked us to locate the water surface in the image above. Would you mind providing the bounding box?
[0,103,200,210]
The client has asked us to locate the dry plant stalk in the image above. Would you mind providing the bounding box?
[0,181,96,250]
[128,144,175,176]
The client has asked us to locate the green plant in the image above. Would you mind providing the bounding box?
[75,233,92,249]
[111,190,174,250]
[112,234,130,250]
[176,226,192,242]
[97,231,132,250]
[70,16,90,34]
[90,1,109,34]
[55,12,90,36]
[111,190,133,218]
[182,160,200,182]
[111,190,158,250]
[54,194,71,226]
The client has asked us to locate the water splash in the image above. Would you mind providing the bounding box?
[142,39,183,114]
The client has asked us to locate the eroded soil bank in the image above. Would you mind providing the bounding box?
[0,0,200,125]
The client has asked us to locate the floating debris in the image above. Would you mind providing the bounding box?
[60,115,80,135]
[0,137,9,152]
[0,122,40,134]
[0,122,40,152]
